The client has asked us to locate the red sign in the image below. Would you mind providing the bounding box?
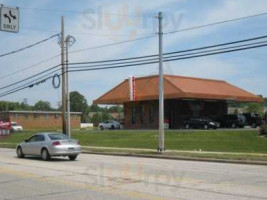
[0,121,11,136]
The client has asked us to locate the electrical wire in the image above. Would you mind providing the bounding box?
[68,42,267,73]
[68,34,157,54]
[0,54,61,80]
[0,34,59,58]
[0,64,61,91]
[165,12,267,34]
[68,34,267,66]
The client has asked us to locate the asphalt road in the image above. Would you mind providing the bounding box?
[0,148,267,200]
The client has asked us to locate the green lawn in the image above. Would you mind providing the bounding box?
[1,129,267,153]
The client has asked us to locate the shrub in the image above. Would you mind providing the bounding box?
[259,125,267,136]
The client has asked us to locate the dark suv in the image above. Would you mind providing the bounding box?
[242,113,262,128]
[219,114,246,128]
[183,117,219,129]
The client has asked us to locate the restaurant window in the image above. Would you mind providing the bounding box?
[140,105,145,124]
[24,113,28,118]
[149,106,154,123]
[14,113,18,119]
[44,114,49,119]
[54,114,59,119]
[131,107,136,124]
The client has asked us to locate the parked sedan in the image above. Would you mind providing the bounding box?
[219,114,246,128]
[16,133,81,161]
[11,122,23,133]
[183,117,219,129]
[242,113,263,128]
[99,120,121,130]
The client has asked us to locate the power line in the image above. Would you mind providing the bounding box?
[68,34,157,54]
[0,54,61,80]
[68,41,267,72]
[165,12,267,34]
[20,7,155,18]
[0,34,59,58]
[2,35,267,98]
[68,34,267,66]
[0,64,61,91]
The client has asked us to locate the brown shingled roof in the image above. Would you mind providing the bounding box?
[93,75,262,104]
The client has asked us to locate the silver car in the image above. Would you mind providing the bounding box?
[16,133,81,161]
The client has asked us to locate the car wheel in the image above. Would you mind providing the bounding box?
[16,147,24,158]
[111,125,115,130]
[204,124,208,130]
[231,123,237,128]
[252,123,257,128]
[41,148,50,161]
[68,155,78,161]
[100,126,104,130]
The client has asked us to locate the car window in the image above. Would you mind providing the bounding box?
[11,122,18,126]
[48,134,69,140]
[36,135,45,142]
[27,136,37,142]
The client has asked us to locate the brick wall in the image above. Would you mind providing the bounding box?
[2,112,81,130]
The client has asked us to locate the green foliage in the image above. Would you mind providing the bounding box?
[34,101,52,111]
[70,91,89,122]
[245,103,263,115]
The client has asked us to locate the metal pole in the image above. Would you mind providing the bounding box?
[158,12,165,152]
[66,37,71,137]
[61,16,67,134]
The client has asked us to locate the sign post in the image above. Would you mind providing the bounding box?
[0,5,19,33]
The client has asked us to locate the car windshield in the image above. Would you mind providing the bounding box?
[11,122,18,126]
[48,134,69,140]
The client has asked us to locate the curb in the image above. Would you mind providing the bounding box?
[82,150,267,166]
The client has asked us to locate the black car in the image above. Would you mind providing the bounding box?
[242,113,263,128]
[219,114,246,128]
[183,117,219,129]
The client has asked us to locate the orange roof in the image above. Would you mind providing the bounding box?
[94,75,263,104]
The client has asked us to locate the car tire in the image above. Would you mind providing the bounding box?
[41,148,50,161]
[231,123,237,128]
[185,124,190,129]
[204,124,208,130]
[68,155,78,161]
[252,123,257,128]
[16,147,24,158]
[100,126,104,130]
[111,125,115,130]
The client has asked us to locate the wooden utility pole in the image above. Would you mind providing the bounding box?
[61,16,67,134]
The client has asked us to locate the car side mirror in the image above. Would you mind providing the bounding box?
[24,139,28,143]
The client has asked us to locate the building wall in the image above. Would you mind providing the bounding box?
[2,112,81,129]
[124,99,227,129]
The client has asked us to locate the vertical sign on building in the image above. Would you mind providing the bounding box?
[129,76,136,101]
[0,5,19,33]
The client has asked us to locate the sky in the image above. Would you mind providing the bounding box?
[0,0,267,108]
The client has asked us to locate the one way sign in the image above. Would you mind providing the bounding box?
[0,5,19,33]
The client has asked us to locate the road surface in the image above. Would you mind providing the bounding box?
[0,148,267,200]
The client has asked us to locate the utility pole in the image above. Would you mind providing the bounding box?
[65,35,76,137]
[61,16,67,134]
[158,12,165,152]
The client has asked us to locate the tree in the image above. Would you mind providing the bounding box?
[245,103,263,115]
[89,104,101,112]
[70,91,89,122]
[34,101,52,111]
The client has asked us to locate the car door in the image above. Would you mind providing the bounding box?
[31,135,45,155]
[22,135,37,155]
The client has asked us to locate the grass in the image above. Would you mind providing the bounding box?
[1,129,267,153]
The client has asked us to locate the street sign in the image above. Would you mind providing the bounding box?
[0,5,19,33]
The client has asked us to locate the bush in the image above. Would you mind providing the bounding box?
[259,125,267,136]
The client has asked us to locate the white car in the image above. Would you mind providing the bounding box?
[99,120,120,130]
[11,122,23,132]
